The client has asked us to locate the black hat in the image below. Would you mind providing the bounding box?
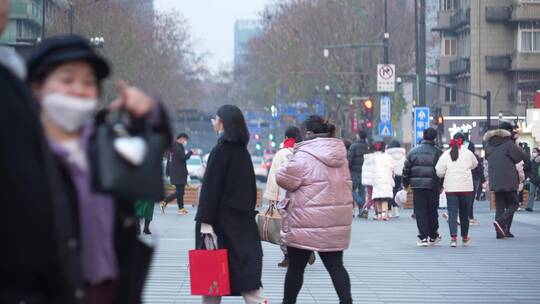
[26,35,110,83]
[499,120,516,132]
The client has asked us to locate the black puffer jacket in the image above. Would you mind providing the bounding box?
[402,140,443,190]
[347,140,369,175]
[484,129,523,192]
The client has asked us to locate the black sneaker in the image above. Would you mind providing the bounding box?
[525,208,533,212]
[506,232,515,238]
[417,238,429,247]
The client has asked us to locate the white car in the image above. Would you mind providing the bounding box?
[187,155,206,180]
[252,156,269,182]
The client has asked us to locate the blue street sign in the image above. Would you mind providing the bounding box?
[379,121,393,137]
[380,95,392,122]
[414,107,430,145]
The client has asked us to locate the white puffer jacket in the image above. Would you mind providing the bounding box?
[386,147,406,177]
[368,152,395,199]
[435,146,478,192]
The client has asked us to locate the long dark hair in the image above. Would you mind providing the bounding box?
[302,115,336,137]
[217,105,250,146]
[450,132,465,162]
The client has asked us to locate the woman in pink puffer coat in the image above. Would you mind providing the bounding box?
[276,115,353,304]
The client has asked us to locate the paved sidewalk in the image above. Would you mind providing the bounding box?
[142,201,540,303]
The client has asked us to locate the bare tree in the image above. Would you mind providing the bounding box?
[45,0,207,111]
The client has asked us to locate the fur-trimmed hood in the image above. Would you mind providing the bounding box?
[483,129,512,144]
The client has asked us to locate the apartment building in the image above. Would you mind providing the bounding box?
[434,0,540,116]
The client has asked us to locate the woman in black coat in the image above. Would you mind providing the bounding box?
[195,105,266,303]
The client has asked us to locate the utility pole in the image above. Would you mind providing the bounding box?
[485,91,491,130]
[41,0,46,38]
[383,0,389,64]
[69,3,74,34]
[418,0,426,106]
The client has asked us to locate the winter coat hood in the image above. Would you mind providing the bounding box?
[483,129,512,146]
[386,147,407,176]
[295,137,347,168]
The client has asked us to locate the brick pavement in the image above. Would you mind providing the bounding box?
[142,201,540,303]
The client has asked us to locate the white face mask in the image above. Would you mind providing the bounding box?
[42,93,98,132]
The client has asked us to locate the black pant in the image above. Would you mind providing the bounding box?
[470,179,479,219]
[413,189,440,240]
[164,183,186,209]
[494,191,519,234]
[283,247,352,304]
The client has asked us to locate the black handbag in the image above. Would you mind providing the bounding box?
[91,111,167,201]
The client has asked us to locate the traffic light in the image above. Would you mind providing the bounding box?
[362,98,374,132]
[436,109,444,133]
[436,114,444,126]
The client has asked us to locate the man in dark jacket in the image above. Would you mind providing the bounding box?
[484,122,524,239]
[403,128,443,247]
[0,2,83,302]
[161,133,193,214]
[348,130,369,217]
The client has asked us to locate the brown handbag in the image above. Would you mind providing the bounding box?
[256,202,283,245]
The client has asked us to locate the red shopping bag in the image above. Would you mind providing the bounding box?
[189,234,231,296]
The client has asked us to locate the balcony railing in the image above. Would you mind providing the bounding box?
[485,55,512,71]
[450,9,470,29]
[450,57,470,75]
[485,6,511,22]
[9,2,42,26]
[511,0,540,21]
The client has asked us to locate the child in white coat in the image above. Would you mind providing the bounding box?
[369,142,395,220]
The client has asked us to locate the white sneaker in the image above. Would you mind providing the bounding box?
[429,235,442,246]
[417,238,429,247]
[450,240,457,248]
[393,207,400,218]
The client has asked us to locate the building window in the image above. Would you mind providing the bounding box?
[16,20,23,38]
[442,37,457,56]
[458,31,470,57]
[519,22,540,53]
[518,89,537,104]
[445,86,457,104]
[440,0,457,10]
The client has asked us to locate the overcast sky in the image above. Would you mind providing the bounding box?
[154,0,268,73]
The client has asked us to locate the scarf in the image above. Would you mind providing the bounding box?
[283,138,296,149]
